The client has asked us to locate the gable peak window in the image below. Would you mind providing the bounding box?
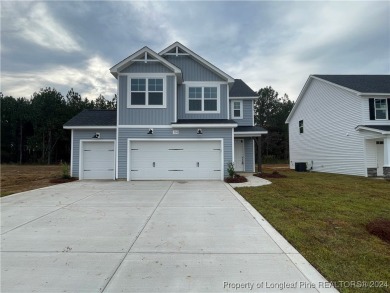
[187,84,219,113]
[299,120,304,134]
[231,100,243,119]
[128,77,165,108]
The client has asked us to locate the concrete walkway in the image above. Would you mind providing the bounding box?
[1,181,338,293]
[229,173,272,188]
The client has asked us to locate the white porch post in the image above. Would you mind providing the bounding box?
[383,136,390,178]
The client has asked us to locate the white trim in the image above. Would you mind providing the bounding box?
[174,75,177,123]
[118,125,172,128]
[127,76,167,109]
[116,77,120,179]
[227,84,230,119]
[159,42,234,83]
[110,46,182,81]
[172,123,237,128]
[70,129,73,176]
[234,131,267,137]
[185,82,222,114]
[127,138,224,181]
[79,139,116,180]
[359,93,390,96]
[231,100,243,119]
[64,126,116,130]
[229,96,258,100]
[355,126,390,135]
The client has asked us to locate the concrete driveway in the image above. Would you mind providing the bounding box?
[1,181,337,293]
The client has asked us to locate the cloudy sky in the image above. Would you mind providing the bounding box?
[1,1,389,101]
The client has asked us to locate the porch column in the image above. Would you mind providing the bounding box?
[384,136,390,178]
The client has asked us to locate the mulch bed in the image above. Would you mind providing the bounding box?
[254,171,287,178]
[49,178,78,184]
[224,175,248,183]
[366,219,390,243]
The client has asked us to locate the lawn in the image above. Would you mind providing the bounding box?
[237,166,390,293]
[1,164,64,197]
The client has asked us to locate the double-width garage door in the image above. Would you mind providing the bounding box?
[82,141,115,179]
[130,140,222,180]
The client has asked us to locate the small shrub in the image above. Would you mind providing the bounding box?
[61,163,71,179]
[227,162,235,178]
[366,219,390,243]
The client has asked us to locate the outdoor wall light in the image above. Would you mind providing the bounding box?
[92,132,100,138]
[147,128,154,134]
[197,129,203,135]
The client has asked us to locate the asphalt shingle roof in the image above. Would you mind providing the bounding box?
[229,79,258,97]
[174,119,237,124]
[360,125,390,131]
[313,75,390,93]
[64,110,117,127]
[235,126,267,132]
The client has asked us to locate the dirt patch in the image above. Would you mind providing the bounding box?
[366,219,390,243]
[1,164,65,196]
[225,175,248,183]
[254,171,287,179]
[49,178,78,184]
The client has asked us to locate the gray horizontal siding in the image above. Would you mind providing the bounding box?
[164,55,224,82]
[118,75,175,125]
[72,129,117,178]
[177,84,228,119]
[118,128,232,179]
[231,100,254,126]
[120,62,173,73]
[244,138,254,172]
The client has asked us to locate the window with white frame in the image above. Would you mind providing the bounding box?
[187,85,219,113]
[231,100,243,119]
[375,99,387,120]
[129,78,164,107]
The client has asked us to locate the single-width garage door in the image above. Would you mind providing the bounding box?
[130,140,222,180]
[82,141,115,179]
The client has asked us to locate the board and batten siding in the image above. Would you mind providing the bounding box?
[288,78,367,176]
[117,128,232,179]
[177,83,228,119]
[164,55,224,82]
[244,138,255,172]
[118,75,176,125]
[230,100,254,126]
[120,62,173,73]
[72,129,116,178]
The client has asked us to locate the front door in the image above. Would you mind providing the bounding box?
[234,139,245,172]
[377,141,384,176]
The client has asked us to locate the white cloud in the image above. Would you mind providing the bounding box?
[1,56,116,99]
[2,2,81,52]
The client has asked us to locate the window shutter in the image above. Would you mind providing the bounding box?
[388,99,390,120]
[369,98,375,120]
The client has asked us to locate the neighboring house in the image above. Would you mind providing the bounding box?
[64,42,267,180]
[286,75,390,178]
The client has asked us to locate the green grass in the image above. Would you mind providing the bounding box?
[236,169,390,293]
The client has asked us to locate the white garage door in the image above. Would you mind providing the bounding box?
[130,140,222,180]
[82,141,115,179]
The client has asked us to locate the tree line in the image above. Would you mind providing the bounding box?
[1,88,116,164]
[1,86,293,165]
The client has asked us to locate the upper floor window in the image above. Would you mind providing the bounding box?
[375,99,388,120]
[299,120,304,134]
[186,84,219,113]
[128,78,165,108]
[231,100,243,119]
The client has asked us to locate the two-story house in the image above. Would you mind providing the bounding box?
[64,42,267,180]
[286,75,390,178]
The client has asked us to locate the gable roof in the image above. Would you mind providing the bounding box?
[159,42,234,83]
[63,110,116,128]
[313,75,390,94]
[355,125,390,134]
[229,79,258,98]
[286,74,390,123]
[110,46,182,82]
